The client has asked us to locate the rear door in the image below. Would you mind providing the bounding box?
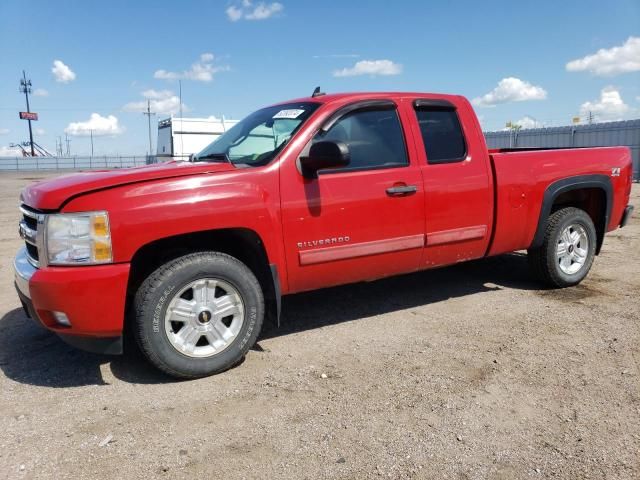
[279,100,425,293]
[409,98,493,267]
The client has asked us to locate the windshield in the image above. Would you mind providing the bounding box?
[194,102,321,166]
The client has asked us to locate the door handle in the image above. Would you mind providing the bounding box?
[386,185,417,197]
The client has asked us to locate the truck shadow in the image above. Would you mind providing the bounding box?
[0,253,537,387]
[262,252,536,339]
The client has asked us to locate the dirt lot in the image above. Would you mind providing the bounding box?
[0,172,638,480]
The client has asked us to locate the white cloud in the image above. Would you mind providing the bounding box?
[246,1,283,19]
[472,77,547,107]
[0,128,9,135]
[226,5,243,21]
[33,88,49,97]
[566,37,640,76]
[579,87,630,121]
[51,60,76,83]
[123,89,188,115]
[154,53,228,82]
[226,1,283,21]
[0,145,22,156]
[35,128,46,135]
[333,59,403,77]
[65,113,124,137]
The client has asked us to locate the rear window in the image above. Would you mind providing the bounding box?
[415,108,466,164]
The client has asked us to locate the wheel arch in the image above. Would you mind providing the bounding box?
[126,227,281,329]
[530,174,612,254]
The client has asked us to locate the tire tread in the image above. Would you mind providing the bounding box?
[528,207,596,288]
[133,252,263,379]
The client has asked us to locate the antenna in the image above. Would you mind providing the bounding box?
[311,86,325,98]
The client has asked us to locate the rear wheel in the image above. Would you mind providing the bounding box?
[528,207,596,288]
[133,252,264,379]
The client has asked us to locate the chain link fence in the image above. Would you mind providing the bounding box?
[0,156,158,171]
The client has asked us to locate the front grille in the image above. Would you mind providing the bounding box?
[23,214,37,231]
[20,205,45,267]
[26,242,39,261]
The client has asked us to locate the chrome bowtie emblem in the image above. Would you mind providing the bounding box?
[198,310,212,323]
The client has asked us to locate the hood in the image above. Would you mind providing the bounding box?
[21,161,236,210]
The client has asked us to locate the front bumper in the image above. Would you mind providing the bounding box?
[14,247,129,354]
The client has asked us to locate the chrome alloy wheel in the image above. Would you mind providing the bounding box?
[164,278,244,358]
[556,224,589,275]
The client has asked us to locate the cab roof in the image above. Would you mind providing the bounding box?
[274,91,466,107]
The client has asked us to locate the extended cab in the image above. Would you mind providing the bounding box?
[14,92,635,378]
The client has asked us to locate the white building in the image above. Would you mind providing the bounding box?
[156,116,239,160]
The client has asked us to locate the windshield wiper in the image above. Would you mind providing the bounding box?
[194,153,230,163]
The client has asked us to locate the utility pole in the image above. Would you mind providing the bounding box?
[179,80,184,159]
[587,111,595,125]
[19,70,35,156]
[143,99,156,156]
[90,129,94,156]
[65,134,71,156]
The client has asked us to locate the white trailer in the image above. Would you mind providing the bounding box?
[156,116,239,160]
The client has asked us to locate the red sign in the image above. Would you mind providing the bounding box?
[19,112,38,121]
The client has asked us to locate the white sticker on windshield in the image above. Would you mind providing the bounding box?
[273,109,305,119]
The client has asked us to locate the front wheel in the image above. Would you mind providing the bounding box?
[528,207,597,288]
[133,252,264,379]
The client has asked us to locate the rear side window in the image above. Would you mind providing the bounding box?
[314,108,408,171]
[415,108,466,164]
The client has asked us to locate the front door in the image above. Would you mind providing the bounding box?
[280,101,425,293]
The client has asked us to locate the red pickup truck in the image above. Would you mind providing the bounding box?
[14,92,634,378]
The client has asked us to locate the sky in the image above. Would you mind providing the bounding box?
[1,0,639,156]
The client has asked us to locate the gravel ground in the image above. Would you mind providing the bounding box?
[0,172,638,480]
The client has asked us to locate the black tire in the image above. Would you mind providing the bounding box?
[528,207,597,288]
[133,252,264,379]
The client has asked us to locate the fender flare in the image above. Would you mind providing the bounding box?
[530,174,612,254]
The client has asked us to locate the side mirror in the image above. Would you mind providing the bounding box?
[299,141,350,178]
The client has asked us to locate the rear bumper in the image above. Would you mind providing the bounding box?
[13,247,129,355]
[620,205,634,228]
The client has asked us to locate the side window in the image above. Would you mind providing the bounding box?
[415,108,467,164]
[314,108,408,171]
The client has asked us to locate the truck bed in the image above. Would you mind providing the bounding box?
[486,146,632,257]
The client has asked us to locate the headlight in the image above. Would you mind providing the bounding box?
[46,211,112,265]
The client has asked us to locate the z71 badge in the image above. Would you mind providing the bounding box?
[611,167,621,177]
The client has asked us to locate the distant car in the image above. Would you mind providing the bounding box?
[14,91,635,378]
